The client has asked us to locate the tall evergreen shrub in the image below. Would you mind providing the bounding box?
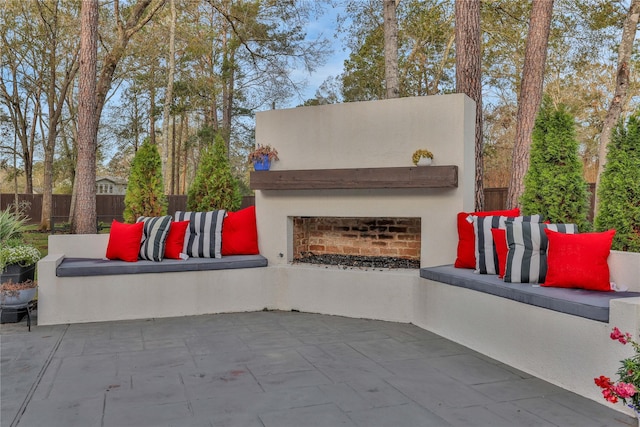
[123,139,167,223]
[187,132,241,211]
[520,98,591,231]
[595,114,640,251]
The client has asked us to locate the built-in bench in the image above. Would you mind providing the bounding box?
[56,255,267,277]
[420,265,640,322]
[38,234,275,325]
[413,253,640,417]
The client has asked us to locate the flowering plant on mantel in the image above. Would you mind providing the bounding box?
[595,327,640,414]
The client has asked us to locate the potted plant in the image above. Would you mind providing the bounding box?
[0,206,40,284]
[248,144,279,171]
[412,149,434,166]
[0,242,41,284]
[1,279,37,329]
[595,327,640,419]
[1,279,37,307]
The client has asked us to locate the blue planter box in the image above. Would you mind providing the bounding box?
[253,157,271,171]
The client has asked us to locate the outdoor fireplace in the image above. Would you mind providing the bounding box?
[292,216,421,269]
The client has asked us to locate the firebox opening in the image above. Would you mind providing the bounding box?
[292,217,421,269]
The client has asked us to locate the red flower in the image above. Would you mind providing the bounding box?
[610,327,632,344]
[614,383,636,399]
[602,388,619,404]
[594,376,613,389]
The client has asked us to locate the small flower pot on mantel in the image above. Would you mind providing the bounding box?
[248,144,279,171]
[253,155,272,171]
[412,149,434,167]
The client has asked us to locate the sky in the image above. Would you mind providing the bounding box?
[284,3,350,108]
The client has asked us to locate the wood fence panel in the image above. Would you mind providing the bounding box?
[52,195,72,221]
[96,195,125,223]
[0,194,42,224]
[168,195,187,214]
[0,188,597,226]
[482,183,596,222]
[483,188,508,211]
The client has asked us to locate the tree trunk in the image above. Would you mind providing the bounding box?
[161,0,176,183]
[383,0,399,99]
[40,39,78,230]
[149,60,157,145]
[73,0,98,234]
[26,101,39,193]
[41,135,55,230]
[506,0,554,209]
[455,0,483,211]
[181,115,189,194]
[594,0,640,215]
[73,0,164,232]
[170,114,176,194]
[176,112,185,194]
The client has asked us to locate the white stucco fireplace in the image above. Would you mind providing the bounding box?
[251,94,476,321]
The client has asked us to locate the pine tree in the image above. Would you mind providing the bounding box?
[123,139,167,223]
[187,131,241,211]
[521,98,591,231]
[595,114,640,251]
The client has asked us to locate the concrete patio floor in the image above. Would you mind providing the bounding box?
[1,310,635,427]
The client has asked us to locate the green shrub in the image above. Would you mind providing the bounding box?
[187,130,241,211]
[595,114,640,251]
[521,98,591,231]
[123,139,167,223]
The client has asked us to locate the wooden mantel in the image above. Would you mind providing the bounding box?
[250,165,458,190]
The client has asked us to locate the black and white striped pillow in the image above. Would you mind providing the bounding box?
[174,210,226,258]
[473,215,542,275]
[137,215,173,261]
[504,221,577,283]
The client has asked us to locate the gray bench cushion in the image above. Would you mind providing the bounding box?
[57,255,268,277]
[420,265,640,322]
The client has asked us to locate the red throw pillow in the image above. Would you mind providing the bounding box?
[455,208,520,269]
[164,220,190,259]
[105,220,144,262]
[542,229,616,292]
[221,206,259,255]
[490,228,508,279]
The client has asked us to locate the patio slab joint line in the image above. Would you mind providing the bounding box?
[10,323,69,427]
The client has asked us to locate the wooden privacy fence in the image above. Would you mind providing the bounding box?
[0,187,594,226]
[484,184,597,222]
[0,194,255,226]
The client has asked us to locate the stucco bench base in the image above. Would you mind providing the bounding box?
[38,251,273,325]
[419,265,640,322]
[414,263,640,415]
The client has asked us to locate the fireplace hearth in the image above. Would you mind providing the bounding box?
[295,252,420,269]
[292,216,421,269]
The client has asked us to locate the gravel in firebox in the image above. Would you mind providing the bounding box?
[294,253,420,269]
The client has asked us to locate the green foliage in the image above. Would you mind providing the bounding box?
[0,243,41,269]
[521,98,591,231]
[0,205,29,242]
[595,114,640,252]
[123,139,167,223]
[0,205,41,270]
[340,0,455,101]
[187,130,241,212]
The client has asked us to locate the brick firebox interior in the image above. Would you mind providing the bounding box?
[292,217,421,261]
